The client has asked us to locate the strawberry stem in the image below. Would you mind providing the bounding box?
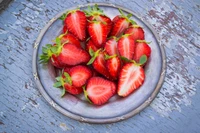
[136,40,152,44]
[83,86,92,104]
[87,48,102,65]
[104,54,117,60]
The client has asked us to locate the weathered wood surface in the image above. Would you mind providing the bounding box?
[0,0,199,132]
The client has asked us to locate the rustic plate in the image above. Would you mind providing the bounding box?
[32,3,166,123]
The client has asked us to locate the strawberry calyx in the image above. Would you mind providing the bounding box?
[136,40,151,44]
[83,85,92,104]
[107,36,119,41]
[84,4,105,17]
[118,9,137,25]
[104,54,117,60]
[59,8,81,20]
[87,48,102,65]
[120,55,147,66]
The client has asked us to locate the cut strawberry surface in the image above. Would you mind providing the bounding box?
[69,65,92,87]
[58,43,90,65]
[59,32,81,48]
[64,10,87,41]
[118,63,145,97]
[86,39,98,53]
[125,25,145,41]
[104,37,119,56]
[85,77,116,105]
[118,34,135,60]
[64,83,83,95]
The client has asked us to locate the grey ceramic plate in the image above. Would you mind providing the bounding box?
[32,3,166,123]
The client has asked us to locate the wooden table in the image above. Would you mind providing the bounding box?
[0,0,199,132]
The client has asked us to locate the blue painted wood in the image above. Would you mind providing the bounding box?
[0,0,199,133]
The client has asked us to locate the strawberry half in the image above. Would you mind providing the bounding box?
[133,40,151,63]
[87,49,111,79]
[59,31,81,48]
[104,37,119,56]
[84,4,112,35]
[125,25,145,41]
[58,43,90,66]
[117,34,135,60]
[118,63,145,97]
[88,21,108,48]
[64,10,87,41]
[110,9,136,37]
[105,55,121,80]
[86,39,98,53]
[84,77,116,105]
[63,24,67,33]
[69,65,92,87]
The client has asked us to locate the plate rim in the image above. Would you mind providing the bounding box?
[32,2,166,124]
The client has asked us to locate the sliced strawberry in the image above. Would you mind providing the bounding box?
[88,21,107,48]
[58,43,90,66]
[85,4,112,35]
[85,77,116,105]
[50,54,67,68]
[86,39,98,53]
[64,83,83,95]
[125,25,145,41]
[117,34,135,60]
[118,63,145,97]
[133,40,151,62]
[104,37,119,56]
[63,24,67,33]
[69,65,92,87]
[59,32,81,48]
[105,55,121,80]
[64,10,87,41]
[110,9,136,37]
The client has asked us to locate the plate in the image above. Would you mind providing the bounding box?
[32,3,166,123]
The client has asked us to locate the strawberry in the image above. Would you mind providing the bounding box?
[50,53,67,68]
[105,55,121,80]
[87,49,111,79]
[63,24,67,33]
[110,9,136,37]
[86,39,98,53]
[84,4,112,35]
[64,10,87,41]
[59,31,81,48]
[118,63,145,97]
[104,37,119,56]
[84,77,116,105]
[54,72,83,96]
[117,34,135,60]
[58,43,90,66]
[69,65,92,87]
[124,25,145,41]
[88,21,107,48]
[133,40,151,62]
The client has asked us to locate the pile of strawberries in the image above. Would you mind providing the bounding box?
[40,5,151,105]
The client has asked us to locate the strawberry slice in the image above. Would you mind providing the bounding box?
[125,25,145,41]
[110,9,136,37]
[58,43,90,66]
[84,77,116,105]
[118,63,145,97]
[117,34,135,60]
[69,65,92,87]
[86,39,98,53]
[88,21,108,48]
[105,55,121,80]
[64,10,87,41]
[104,37,119,56]
[133,40,151,62]
[59,31,81,48]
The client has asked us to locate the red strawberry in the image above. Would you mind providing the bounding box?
[87,49,111,79]
[88,21,107,48]
[58,43,90,66]
[104,37,119,56]
[59,32,81,48]
[118,63,145,97]
[84,77,116,105]
[64,83,83,95]
[50,53,67,68]
[105,55,121,80]
[85,4,112,35]
[125,25,145,41]
[133,40,151,62]
[117,34,135,60]
[110,9,136,37]
[86,39,98,53]
[63,24,67,33]
[69,65,92,87]
[64,10,87,41]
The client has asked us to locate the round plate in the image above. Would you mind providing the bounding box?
[32,3,166,123]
